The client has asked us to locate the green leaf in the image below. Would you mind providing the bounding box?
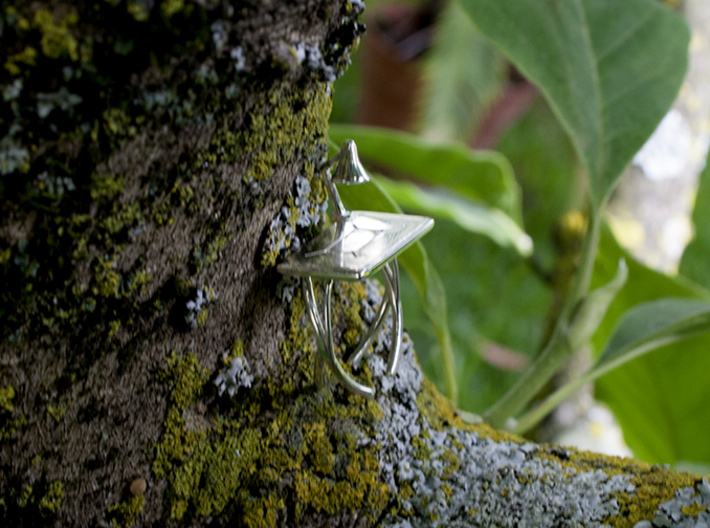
[597,332,710,464]
[458,0,690,206]
[591,225,709,351]
[337,178,459,404]
[590,225,710,464]
[376,176,532,256]
[680,149,710,287]
[595,299,710,372]
[497,99,580,269]
[513,296,710,436]
[419,1,506,142]
[328,124,521,221]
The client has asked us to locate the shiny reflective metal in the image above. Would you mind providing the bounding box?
[277,140,433,399]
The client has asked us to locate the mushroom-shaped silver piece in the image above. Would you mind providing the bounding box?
[277,140,434,399]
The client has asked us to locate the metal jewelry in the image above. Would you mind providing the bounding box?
[277,140,433,398]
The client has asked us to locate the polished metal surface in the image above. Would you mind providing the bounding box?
[330,140,371,185]
[277,211,433,280]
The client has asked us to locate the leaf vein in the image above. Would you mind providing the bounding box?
[595,10,656,64]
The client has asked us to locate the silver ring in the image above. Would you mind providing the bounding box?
[277,139,433,399]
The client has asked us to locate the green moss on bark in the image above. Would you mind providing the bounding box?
[152,283,390,525]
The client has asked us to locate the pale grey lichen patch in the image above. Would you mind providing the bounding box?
[1,80,27,176]
[185,286,216,329]
[291,43,337,83]
[635,478,710,528]
[263,173,327,261]
[36,171,76,197]
[353,278,637,527]
[136,90,176,112]
[361,279,383,325]
[230,47,246,72]
[214,356,253,397]
[36,88,83,119]
[294,175,324,228]
[2,79,23,101]
[277,276,301,304]
[0,135,29,175]
[211,19,229,54]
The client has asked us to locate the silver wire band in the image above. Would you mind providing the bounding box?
[303,277,375,399]
[302,258,402,399]
[348,260,401,374]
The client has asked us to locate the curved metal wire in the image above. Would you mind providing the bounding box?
[303,277,375,399]
[348,259,402,374]
[383,259,403,375]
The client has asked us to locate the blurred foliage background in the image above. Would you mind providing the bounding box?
[327,0,710,473]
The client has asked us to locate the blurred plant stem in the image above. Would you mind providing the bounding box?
[483,211,605,429]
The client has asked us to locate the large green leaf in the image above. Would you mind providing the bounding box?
[514,297,710,435]
[590,226,710,464]
[336,178,458,404]
[420,1,505,142]
[328,124,521,221]
[680,150,710,287]
[376,176,532,256]
[458,0,689,206]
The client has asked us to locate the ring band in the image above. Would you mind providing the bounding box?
[303,258,401,399]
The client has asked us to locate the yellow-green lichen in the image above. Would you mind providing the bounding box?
[242,494,285,528]
[196,309,209,326]
[126,0,150,22]
[293,451,389,520]
[91,174,125,202]
[0,385,15,413]
[4,46,37,75]
[224,339,244,364]
[107,495,145,528]
[108,320,121,337]
[241,88,331,181]
[95,259,121,298]
[161,0,185,18]
[17,485,33,508]
[128,270,151,295]
[38,481,63,518]
[103,107,135,137]
[100,203,142,238]
[303,422,334,474]
[682,502,708,516]
[190,224,230,272]
[232,86,331,268]
[528,446,701,528]
[340,281,367,348]
[152,351,209,480]
[0,384,25,441]
[416,376,469,433]
[32,9,80,61]
[0,248,11,266]
[46,404,66,423]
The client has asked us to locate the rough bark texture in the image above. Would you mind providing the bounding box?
[0,1,706,528]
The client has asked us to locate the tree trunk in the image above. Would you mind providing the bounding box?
[0,1,706,527]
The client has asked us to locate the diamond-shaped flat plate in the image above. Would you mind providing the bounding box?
[277,211,434,280]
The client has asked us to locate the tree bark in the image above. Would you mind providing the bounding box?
[0,1,706,527]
